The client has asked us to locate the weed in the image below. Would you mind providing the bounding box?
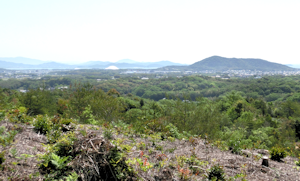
[0,126,18,146]
[64,172,79,181]
[177,165,191,180]
[167,147,176,153]
[120,144,133,152]
[207,164,226,181]
[54,131,77,157]
[156,145,163,151]
[16,153,34,163]
[33,115,52,134]
[0,151,6,170]
[46,124,62,143]
[149,148,154,154]
[108,146,137,180]
[82,105,98,124]
[10,147,17,158]
[103,129,113,140]
[50,153,70,170]
[137,141,146,150]
[167,136,175,142]
[126,157,153,172]
[176,155,188,167]
[295,156,300,166]
[60,118,74,125]
[79,129,87,137]
[6,107,32,123]
[40,153,72,180]
[270,146,287,162]
[228,139,242,154]
[213,140,227,151]
[166,123,182,139]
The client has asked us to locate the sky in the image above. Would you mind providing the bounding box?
[0,0,299,65]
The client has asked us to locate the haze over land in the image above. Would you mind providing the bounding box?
[0,56,296,71]
[0,0,299,65]
[0,57,187,69]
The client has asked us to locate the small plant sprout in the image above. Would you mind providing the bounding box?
[10,147,17,158]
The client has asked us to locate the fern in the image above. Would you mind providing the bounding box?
[50,153,70,170]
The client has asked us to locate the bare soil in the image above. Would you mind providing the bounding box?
[1,120,300,181]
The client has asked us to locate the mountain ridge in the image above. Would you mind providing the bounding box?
[160,56,294,71]
[0,57,50,65]
[0,57,187,69]
[0,56,295,71]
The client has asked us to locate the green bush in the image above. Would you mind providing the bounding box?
[165,123,182,139]
[270,146,287,162]
[33,115,52,134]
[0,151,6,170]
[40,153,72,180]
[6,107,33,123]
[0,126,18,146]
[295,158,300,166]
[222,127,252,154]
[54,132,77,157]
[208,164,226,181]
[104,129,113,140]
[0,110,5,120]
[46,125,62,144]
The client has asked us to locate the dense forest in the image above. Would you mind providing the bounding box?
[1,74,300,180]
[2,73,300,102]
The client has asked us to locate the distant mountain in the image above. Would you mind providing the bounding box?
[0,60,75,69]
[35,62,76,69]
[190,56,294,71]
[81,59,186,68]
[160,56,294,71]
[0,57,49,65]
[0,57,187,69]
[0,60,33,68]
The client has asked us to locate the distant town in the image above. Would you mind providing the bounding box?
[1,68,300,81]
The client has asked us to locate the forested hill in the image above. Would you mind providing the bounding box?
[160,56,294,71]
[1,77,300,180]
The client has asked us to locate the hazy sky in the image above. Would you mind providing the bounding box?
[1,0,299,64]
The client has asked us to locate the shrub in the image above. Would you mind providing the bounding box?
[0,126,18,146]
[0,151,6,170]
[54,132,77,157]
[103,129,113,140]
[33,115,52,134]
[295,158,300,166]
[6,107,33,123]
[208,164,226,181]
[165,123,181,139]
[40,153,72,180]
[270,146,287,162]
[60,118,74,125]
[46,125,62,143]
[47,117,76,143]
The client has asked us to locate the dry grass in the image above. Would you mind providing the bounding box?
[0,121,46,180]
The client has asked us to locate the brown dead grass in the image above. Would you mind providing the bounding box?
[0,121,46,180]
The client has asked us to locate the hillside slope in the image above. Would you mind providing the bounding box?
[1,119,299,180]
